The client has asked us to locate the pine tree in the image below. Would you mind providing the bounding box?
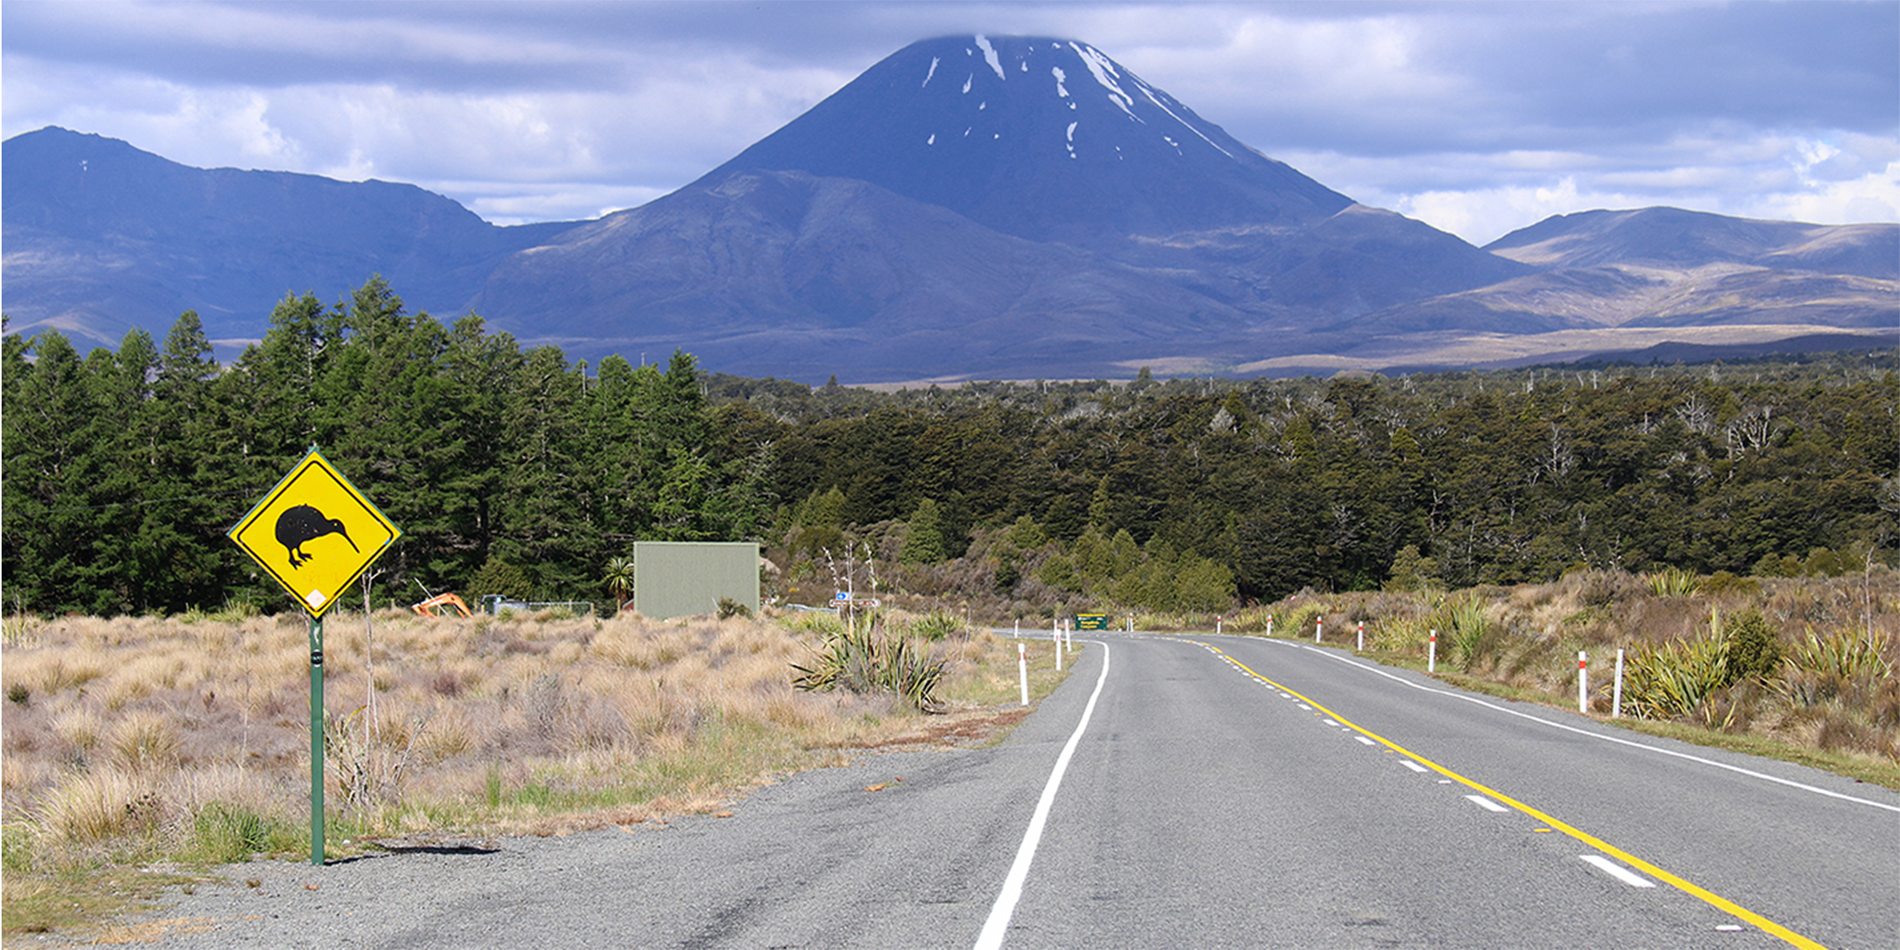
[899,498,947,564]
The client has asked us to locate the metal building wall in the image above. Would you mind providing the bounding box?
[631,542,761,619]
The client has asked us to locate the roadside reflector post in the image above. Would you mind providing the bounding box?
[1216,615,1223,636]
[1578,651,1589,713]
[1613,648,1626,718]
[1429,629,1437,672]
[1315,617,1323,643]
[1266,614,1274,638]
[1054,622,1062,671]
[1018,642,1029,706]
[1356,620,1365,651]
[1064,622,1071,654]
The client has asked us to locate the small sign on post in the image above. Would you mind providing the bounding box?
[229,447,401,866]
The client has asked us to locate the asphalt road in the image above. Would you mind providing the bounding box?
[125,633,1899,949]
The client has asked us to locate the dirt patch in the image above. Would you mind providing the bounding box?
[842,703,1033,753]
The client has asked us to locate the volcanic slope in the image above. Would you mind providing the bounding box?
[1325,207,1899,359]
[471,35,1529,379]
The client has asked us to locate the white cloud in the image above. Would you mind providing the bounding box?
[4,1,1895,240]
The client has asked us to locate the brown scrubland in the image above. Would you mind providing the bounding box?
[0,606,1048,935]
[2,569,1895,937]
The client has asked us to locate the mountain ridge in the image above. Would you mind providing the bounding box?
[4,34,1894,379]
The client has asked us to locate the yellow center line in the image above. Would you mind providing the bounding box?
[1191,641,1827,950]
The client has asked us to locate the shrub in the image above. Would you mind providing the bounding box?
[1778,629,1892,707]
[910,610,965,641]
[1703,571,1760,595]
[1624,636,1730,720]
[1644,567,1702,597]
[109,710,181,771]
[1431,595,1491,670]
[191,802,271,864]
[790,614,945,712]
[716,597,752,620]
[1721,609,1781,683]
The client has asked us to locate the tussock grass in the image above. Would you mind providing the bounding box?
[1234,569,1900,787]
[1,605,1059,939]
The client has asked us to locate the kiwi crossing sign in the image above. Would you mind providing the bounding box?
[228,446,400,865]
[229,447,401,618]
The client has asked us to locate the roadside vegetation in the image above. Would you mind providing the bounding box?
[0,606,1067,939]
[1207,568,1899,787]
[4,280,1894,936]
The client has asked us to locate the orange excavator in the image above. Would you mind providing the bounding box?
[411,592,472,617]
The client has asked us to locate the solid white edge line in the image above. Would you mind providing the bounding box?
[1262,638,1900,814]
[974,640,1111,950]
[1581,854,1657,887]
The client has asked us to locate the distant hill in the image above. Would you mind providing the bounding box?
[4,36,1894,380]
[1321,208,1897,361]
[1,127,579,349]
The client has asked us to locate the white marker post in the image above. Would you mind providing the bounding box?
[1315,617,1323,643]
[1266,614,1274,638]
[1216,615,1223,636]
[1065,621,1071,654]
[1357,620,1365,651]
[1613,648,1626,718]
[1053,621,1062,671]
[1429,629,1437,672]
[1019,642,1029,706]
[1578,651,1589,713]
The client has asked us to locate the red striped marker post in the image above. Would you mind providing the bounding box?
[1578,651,1589,713]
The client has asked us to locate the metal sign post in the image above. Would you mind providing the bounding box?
[308,615,325,863]
[229,447,400,866]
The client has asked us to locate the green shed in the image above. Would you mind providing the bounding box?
[631,542,761,619]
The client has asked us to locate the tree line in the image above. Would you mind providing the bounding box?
[725,351,1896,608]
[4,276,1894,616]
[3,279,772,615]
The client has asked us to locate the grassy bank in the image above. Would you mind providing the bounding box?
[1186,569,1900,789]
[0,607,1070,939]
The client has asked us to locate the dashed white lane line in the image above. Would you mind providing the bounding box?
[1354,736,1377,746]
[1581,855,1658,888]
[1400,760,1430,772]
[1466,794,1510,813]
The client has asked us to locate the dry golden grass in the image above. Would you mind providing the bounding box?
[1,604,1056,938]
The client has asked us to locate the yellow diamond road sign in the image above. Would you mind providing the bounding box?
[229,448,401,618]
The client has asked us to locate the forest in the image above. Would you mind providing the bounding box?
[4,277,1896,617]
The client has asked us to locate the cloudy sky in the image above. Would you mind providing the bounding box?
[5,0,1895,245]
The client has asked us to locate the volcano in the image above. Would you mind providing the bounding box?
[469,35,1531,379]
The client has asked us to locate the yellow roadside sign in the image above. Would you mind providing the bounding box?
[228,448,401,617]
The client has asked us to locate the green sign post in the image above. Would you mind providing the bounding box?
[228,447,401,865]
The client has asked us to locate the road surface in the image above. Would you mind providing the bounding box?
[124,632,1899,949]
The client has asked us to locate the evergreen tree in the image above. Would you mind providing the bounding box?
[899,498,948,565]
